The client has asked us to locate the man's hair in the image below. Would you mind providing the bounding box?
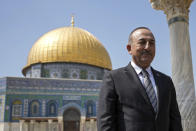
[128,27,151,45]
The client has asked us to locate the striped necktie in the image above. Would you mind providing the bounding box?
[142,69,157,113]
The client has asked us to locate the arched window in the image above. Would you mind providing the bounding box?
[80,70,87,79]
[33,104,38,114]
[48,103,57,116]
[41,69,50,77]
[47,101,57,116]
[86,100,94,117]
[88,105,93,115]
[12,100,22,118]
[30,101,40,116]
[62,69,69,78]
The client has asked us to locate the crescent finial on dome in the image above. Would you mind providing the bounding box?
[71,15,75,27]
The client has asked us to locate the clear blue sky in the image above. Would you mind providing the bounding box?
[0,0,195,84]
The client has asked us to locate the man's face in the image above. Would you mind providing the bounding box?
[127,29,155,69]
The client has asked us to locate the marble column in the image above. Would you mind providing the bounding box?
[90,119,97,131]
[40,122,47,131]
[80,117,86,131]
[58,117,63,131]
[149,0,196,130]
[48,119,53,131]
[29,120,35,131]
[19,120,25,131]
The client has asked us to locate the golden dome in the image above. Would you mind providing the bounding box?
[22,26,112,75]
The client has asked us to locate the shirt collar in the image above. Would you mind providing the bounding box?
[131,61,152,75]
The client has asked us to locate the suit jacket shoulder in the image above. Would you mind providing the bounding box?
[151,68,174,88]
[109,66,126,77]
[152,68,170,79]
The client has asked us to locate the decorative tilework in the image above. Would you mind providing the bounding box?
[7,77,101,88]
[2,77,100,122]
[0,95,5,121]
[70,69,80,79]
[62,69,69,78]
[42,100,46,116]
[0,78,6,94]
[59,102,84,116]
[26,63,106,80]
[80,69,87,79]
[63,100,81,106]
[23,99,28,116]
[0,78,6,87]
[88,71,97,80]
[31,64,41,78]
[63,96,81,100]
[0,95,5,122]
[96,101,98,117]
[6,77,101,97]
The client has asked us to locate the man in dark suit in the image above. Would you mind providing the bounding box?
[97,27,182,131]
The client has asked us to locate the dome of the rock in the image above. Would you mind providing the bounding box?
[22,26,112,75]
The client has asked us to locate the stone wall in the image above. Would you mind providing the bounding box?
[82,119,97,131]
[0,120,98,131]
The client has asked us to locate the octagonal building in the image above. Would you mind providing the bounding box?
[0,18,112,131]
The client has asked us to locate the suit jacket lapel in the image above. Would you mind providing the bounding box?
[124,63,153,109]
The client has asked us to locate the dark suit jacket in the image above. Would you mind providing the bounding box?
[97,63,182,131]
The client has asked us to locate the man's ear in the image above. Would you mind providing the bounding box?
[127,44,131,52]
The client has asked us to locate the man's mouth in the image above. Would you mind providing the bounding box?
[141,52,151,56]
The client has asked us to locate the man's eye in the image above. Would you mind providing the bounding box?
[149,41,155,45]
[138,41,146,45]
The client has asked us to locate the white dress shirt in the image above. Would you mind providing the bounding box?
[131,61,158,97]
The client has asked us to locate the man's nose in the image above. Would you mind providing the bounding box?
[144,41,151,49]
